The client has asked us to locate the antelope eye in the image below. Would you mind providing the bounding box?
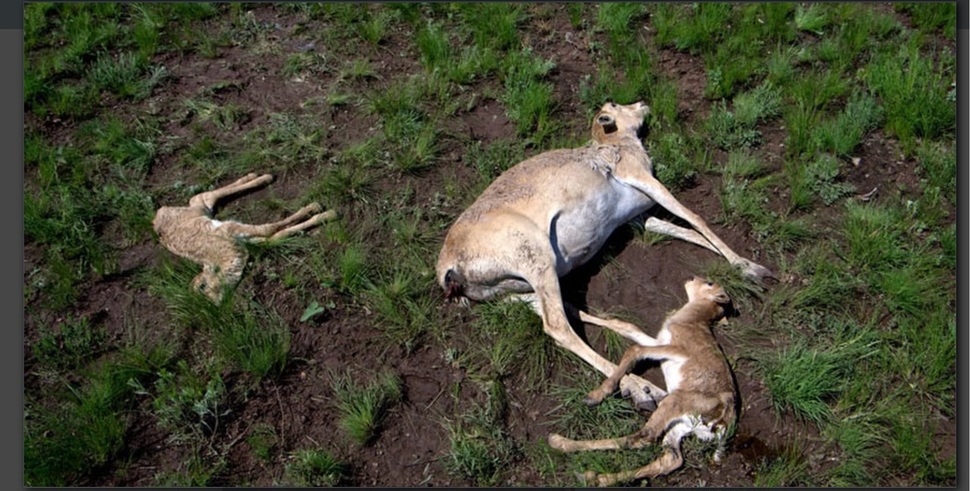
[706,281,714,287]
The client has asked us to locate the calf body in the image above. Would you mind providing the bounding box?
[548,277,738,486]
[153,173,336,302]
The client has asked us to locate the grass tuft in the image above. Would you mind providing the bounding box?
[867,40,955,153]
[331,370,403,445]
[284,449,349,487]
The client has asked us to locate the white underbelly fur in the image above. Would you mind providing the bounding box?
[551,179,653,274]
[660,359,685,393]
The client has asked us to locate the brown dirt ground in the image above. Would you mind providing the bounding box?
[23,3,955,487]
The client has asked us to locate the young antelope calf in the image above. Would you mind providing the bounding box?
[548,277,738,486]
[153,173,336,302]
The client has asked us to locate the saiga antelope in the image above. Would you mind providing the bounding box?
[153,172,336,302]
[549,277,738,486]
[436,101,770,408]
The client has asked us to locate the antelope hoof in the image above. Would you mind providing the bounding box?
[738,259,775,281]
[633,394,658,412]
[620,377,658,411]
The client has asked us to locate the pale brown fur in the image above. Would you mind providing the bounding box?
[153,173,336,302]
[548,277,738,487]
[436,101,771,409]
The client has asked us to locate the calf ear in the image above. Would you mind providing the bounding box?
[713,291,731,305]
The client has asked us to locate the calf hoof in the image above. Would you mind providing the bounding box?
[633,396,657,412]
[547,433,573,452]
[620,378,659,411]
[579,470,616,487]
[583,390,606,406]
[575,470,598,486]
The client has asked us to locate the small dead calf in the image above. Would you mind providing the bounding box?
[153,172,336,302]
[548,277,738,487]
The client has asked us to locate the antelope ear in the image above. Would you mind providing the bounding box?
[597,114,618,133]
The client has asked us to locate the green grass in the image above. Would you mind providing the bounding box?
[284,449,349,487]
[916,140,956,206]
[753,443,811,486]
[761,334,877,425]
[444,382,520,486]
[794,4,829,35]
[32,315,107,371]
[896,2,957,39]
[364,268,438,350]
[24,115,161,307]
[25,342,173,486]
[212,304,292,380]
[467,300,569,387]
[706,81,782,151]
[24,3,956,487]
[867,39,956,153]
[811,91,883,158]
[149,359,230,444]
[652,3,732,54]
[25,375,129,486]
[331,370,403,445]
[466,138,528,185]
[648,131,698,190]
[142,258,292,381]
[500,48,558,140]
[152,450,226,486]
[246,423,280,463]
[457,3,523,51]
[822,412,887,485]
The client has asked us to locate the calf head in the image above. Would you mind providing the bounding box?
[684,276,733,321]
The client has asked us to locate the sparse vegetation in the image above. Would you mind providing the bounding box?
[331,370,403,445]
[284,449,349,487]
[24,3,955,487]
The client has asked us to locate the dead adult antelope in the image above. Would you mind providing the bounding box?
[436,101,771,409]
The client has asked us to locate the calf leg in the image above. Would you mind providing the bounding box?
[547,432,648,453]
[219,203,329,240]
[574,308,660,347]
[189,173,274,211]
[524,255,666,409]
[510,293,667,406]
[585,344,687,405]
[267,209,337,240]
[549,404,698,487]
[586,422,691,486]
